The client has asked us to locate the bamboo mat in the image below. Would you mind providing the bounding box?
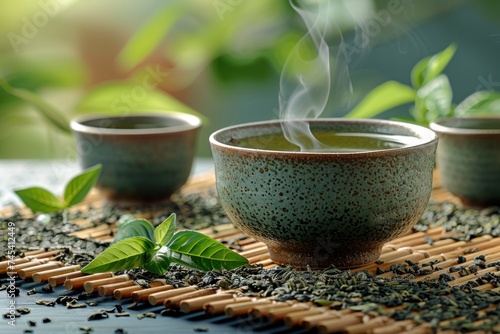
[2,170,500,334]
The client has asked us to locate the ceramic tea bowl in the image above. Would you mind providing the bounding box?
[210,119,438,268]
[430,117,500,207]
[71,113,202,205]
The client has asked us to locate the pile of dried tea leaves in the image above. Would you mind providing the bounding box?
[2,198,500,332]
[414,201,500,240]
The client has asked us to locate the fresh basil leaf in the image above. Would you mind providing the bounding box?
[411,44,457,89]
[455,90,500,117]
[113,219,155,244]
[14,187,64,213]
[167,231,248,272]
[154,214,176,246]
[416,75,453,124]
[344,81,415,119]
[63,164,102,207]
[81,236,155,274]
[0,78,71,134]
[144,246,172,275]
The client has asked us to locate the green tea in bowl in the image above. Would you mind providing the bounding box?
[210,118,438,269]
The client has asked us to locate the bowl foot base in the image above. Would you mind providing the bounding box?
[267,243,382,269]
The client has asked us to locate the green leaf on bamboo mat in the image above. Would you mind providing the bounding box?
[82,236,156,274]
[113,219,155,244]
[144,246,172,275]
[167,230,249,272]
[154,213,176,246]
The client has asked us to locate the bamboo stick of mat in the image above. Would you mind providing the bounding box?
[18,261,63,280]
[179,293,235,313]
[283,306,330,328]
[98,280,135,297]
[3,258,51,275]
[113,281,164,300]
[248,300,296,319]
[48,271,84,287]
[224,298,273,318]
[148,286,198,306]
[203,297,252,315]
[266,303,313,323]
[301,309,353,329]
[32,265,81,283]
[131,284,174,303]
[83,274,129,294]
[64,272,113,290]
[163,288,216,309]
[314,312,364,333]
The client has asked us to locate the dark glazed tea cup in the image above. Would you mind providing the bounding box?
[71,113,202,205]
[430,117,500,207]
[210,119,438,268]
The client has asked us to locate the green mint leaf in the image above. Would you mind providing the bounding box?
[411,43,457,89]
[144,246,172,275]
[14,187,64,213]
[63,164,102,207]
[113,219,155,244]
[167,231,248,272]
[81,236,155,274]
[344,81,415,119]
[154,214,176,246]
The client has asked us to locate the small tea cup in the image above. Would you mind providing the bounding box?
[430,117,500,207]
[210,119,437,268]
[71,113,202,205]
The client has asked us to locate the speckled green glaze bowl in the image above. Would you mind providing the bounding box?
[430,117,500,207]
[210,119,438,268]
[71,113,201,205]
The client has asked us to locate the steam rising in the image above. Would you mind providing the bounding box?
[279,0,332,151]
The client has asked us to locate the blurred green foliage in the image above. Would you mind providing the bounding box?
[0,0,499,158]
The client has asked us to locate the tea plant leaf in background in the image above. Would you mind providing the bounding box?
[346,44,458,126]
[0,78,71,134]
[454,90,500,117]
[82,214,249,275]
[14,164,102,219]
[411,43,457,89]
[344,81,415,118]
[73,81,205,121]
[344,43,500,126]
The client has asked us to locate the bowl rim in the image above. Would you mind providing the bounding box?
[209,118,438,156]
[70,112,202,136]
[430,117,500,135]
